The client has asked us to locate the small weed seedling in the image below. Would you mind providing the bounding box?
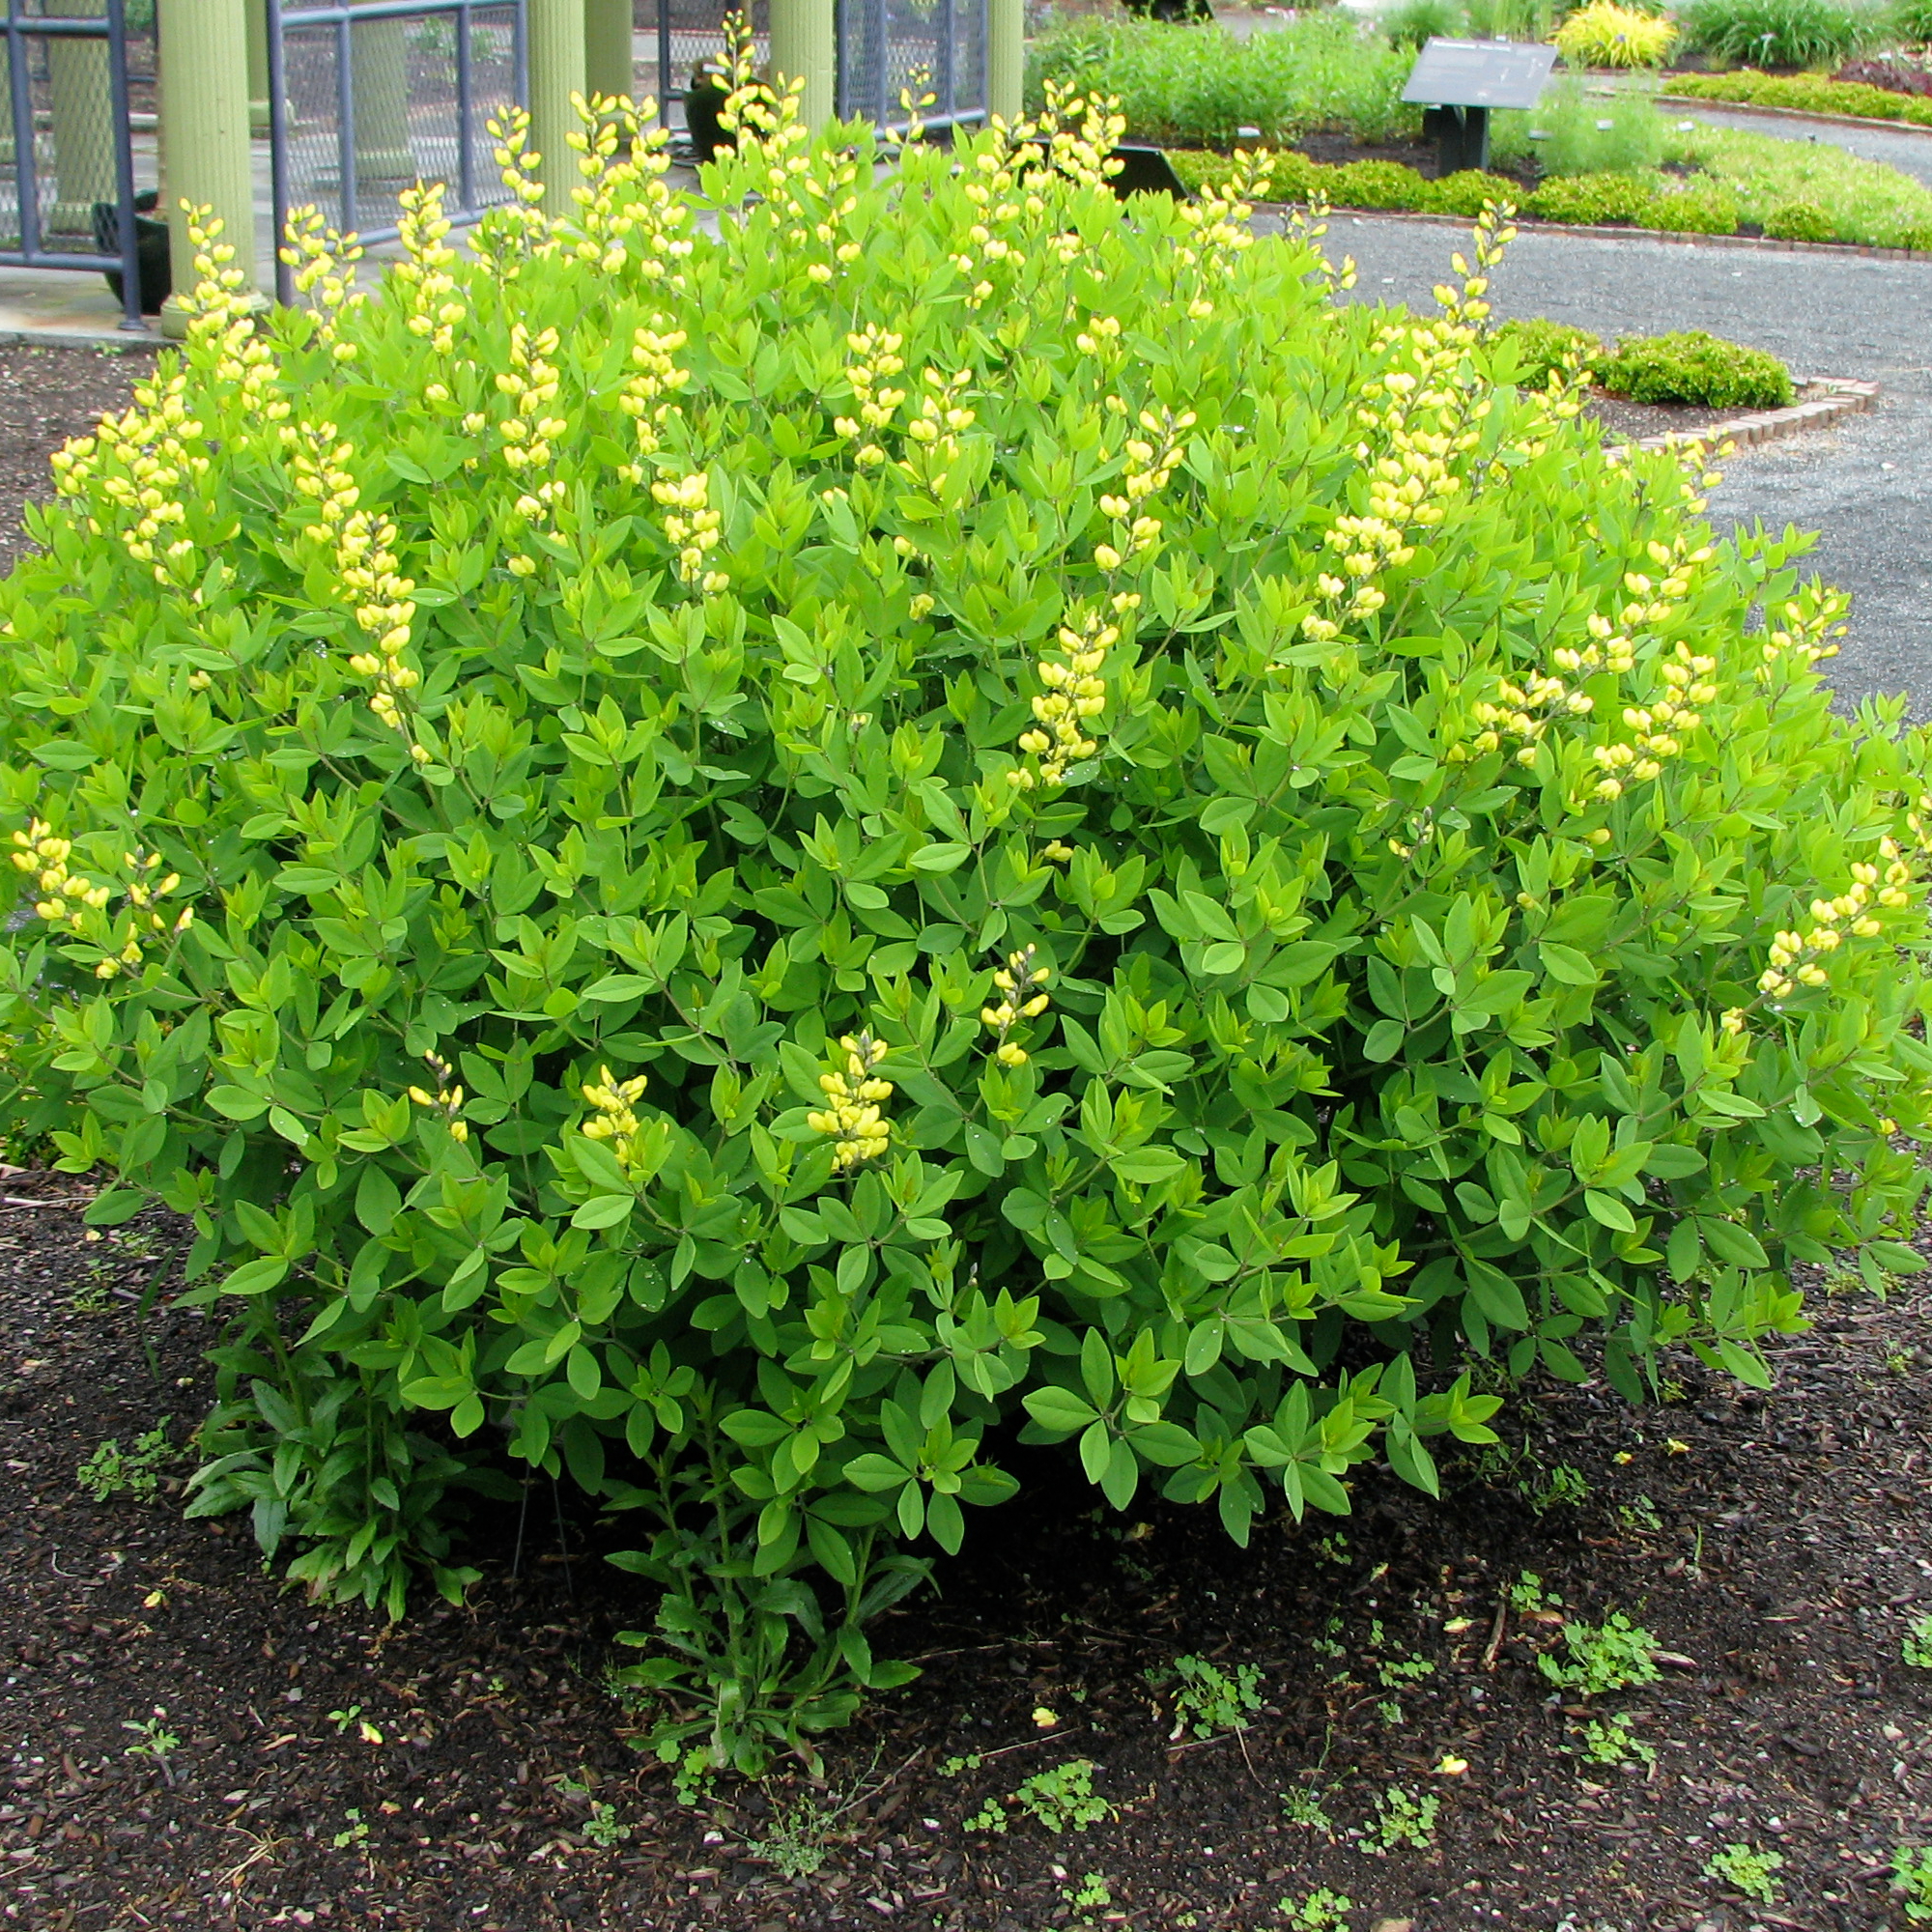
[1614,1492,1663,1536]
[1703,1842,1783,1904]
[1280,1782,1334,1833]
[968,1759,1111,1834]
[753,1789,842,1881]
[1575,1713,1657,1768]
[122,1711,180,1782]
[1538,1612,1661,1697]
[938,1751,982,1776]
[1279,1889,1354,1931]
[1510,1571,1561,1613]
[582,1800,630,1848]
[331,1808,370,1852]
[1366,1784,1438,1854]
[1893,1843,1932,1922]
[77,1421,176,1502]
[1063,1872,1112,1913]
[1165,1653,1264,1738]
[1903,1613,1932,1669]
[1520,1462,1590,1513]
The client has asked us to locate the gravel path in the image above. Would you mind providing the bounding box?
[1665,101,1932,188]
[1300,212,1932,715]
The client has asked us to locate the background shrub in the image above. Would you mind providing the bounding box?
[1640,178,1742,230]
[1380,0,1467,51]
[1675,0,1884,70]
[1524,168,1658,220]
[1664,68,1932,123]
[1491,317,1605,385]
[1597,327,1797,403]
[5,92,1930,1782]
[1027,13,1417,146]
[1518,75,1669,176]
[1553,0,1680,67]
[1763,196,1836,237]
[1892,0,1932,42]
[1426,167,1531,214]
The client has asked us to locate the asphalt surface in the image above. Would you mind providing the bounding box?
[1293,213,1932,716]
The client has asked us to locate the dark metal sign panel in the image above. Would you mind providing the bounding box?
[1402,38,1558,109]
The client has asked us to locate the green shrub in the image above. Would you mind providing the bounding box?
[1381,0,1467,51]
[1640,180,1742,232]
[1491,317,1605,387]
[1664,68,1932,124]
[1553,0,1680,67]
[1681,122,1932,246]
[1027,13,1418,147]
[1763,196,1835,238]
[1598,328,1796,405]
[1676,0,1884,69]
[1528,75,1669,178]
[1524,168,1658,221]
[1426,168,1530,216]
[1895,0,1932,40]
[6,87,1932,1785]
[1328,156,1435,208]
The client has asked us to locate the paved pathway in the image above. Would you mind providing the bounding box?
[1298,213,1932,715]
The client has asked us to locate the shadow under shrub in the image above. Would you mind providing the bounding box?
[4,87,1931,1783]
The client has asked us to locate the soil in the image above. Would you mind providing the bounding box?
[1582,381,1846,445]
[0,341,155,574]
[2,345,1927,1932]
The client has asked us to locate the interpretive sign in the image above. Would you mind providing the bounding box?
[1402,38,1558,173]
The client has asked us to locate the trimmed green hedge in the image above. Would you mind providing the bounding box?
[1168,149,1747,237]
[1665,70,1932,127]
[1490,320,1795,409]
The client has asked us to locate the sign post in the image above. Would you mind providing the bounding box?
[1402,38,1556,176]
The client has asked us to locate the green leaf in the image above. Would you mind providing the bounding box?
[1583,1189,1636,1233]
[221,1256,290,1298]
[909,842,971,873]
[1538,942,1601,986]
[1023,1386,1098,1434]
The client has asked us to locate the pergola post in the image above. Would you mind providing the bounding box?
[987,0,1023,125]
[156,0,258,330]
[526,0,584,214]
[582,0,631,108]
[768,0,834,133]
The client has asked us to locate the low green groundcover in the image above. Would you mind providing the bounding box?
[3,84,1929,1780]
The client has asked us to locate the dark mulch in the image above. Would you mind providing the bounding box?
[4,1167,1931,1932]
[0,340,1923,1932]
[0,341,155,573]
[1582,381,1850,445]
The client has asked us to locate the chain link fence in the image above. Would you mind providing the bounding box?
[269,0,523,298]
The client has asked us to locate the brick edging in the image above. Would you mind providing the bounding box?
[1300,205,1930,262]
[1657,92,1932,139]
[1607,379,1879,460]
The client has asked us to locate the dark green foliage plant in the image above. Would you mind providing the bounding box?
[1894,0,1932,42]
[1763,196,1836,238]
[1665,66,1932,121]
[4,77,1931,1784]
[1677,0,1884,69]
[1639,179,1742,231]
[1597,328,1796,406]
[1522,168,1660,221]
[1027,13,1418,147]
[1380,0,1467,51]
[1490,318,1605,389]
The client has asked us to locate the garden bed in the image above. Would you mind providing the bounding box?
[6,1172,1932,1929]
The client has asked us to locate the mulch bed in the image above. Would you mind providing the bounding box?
[4,1170,1931,1932]
[2,345,1927,1932]
[0,342,155,575]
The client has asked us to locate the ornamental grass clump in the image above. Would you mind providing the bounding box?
[1553,0,1680,68]
[5,72,1932,1780]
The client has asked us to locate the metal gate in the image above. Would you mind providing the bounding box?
[268,0,525,303]
[835,0,983,133]
[0,0,149,330]
[643,0,984,145]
